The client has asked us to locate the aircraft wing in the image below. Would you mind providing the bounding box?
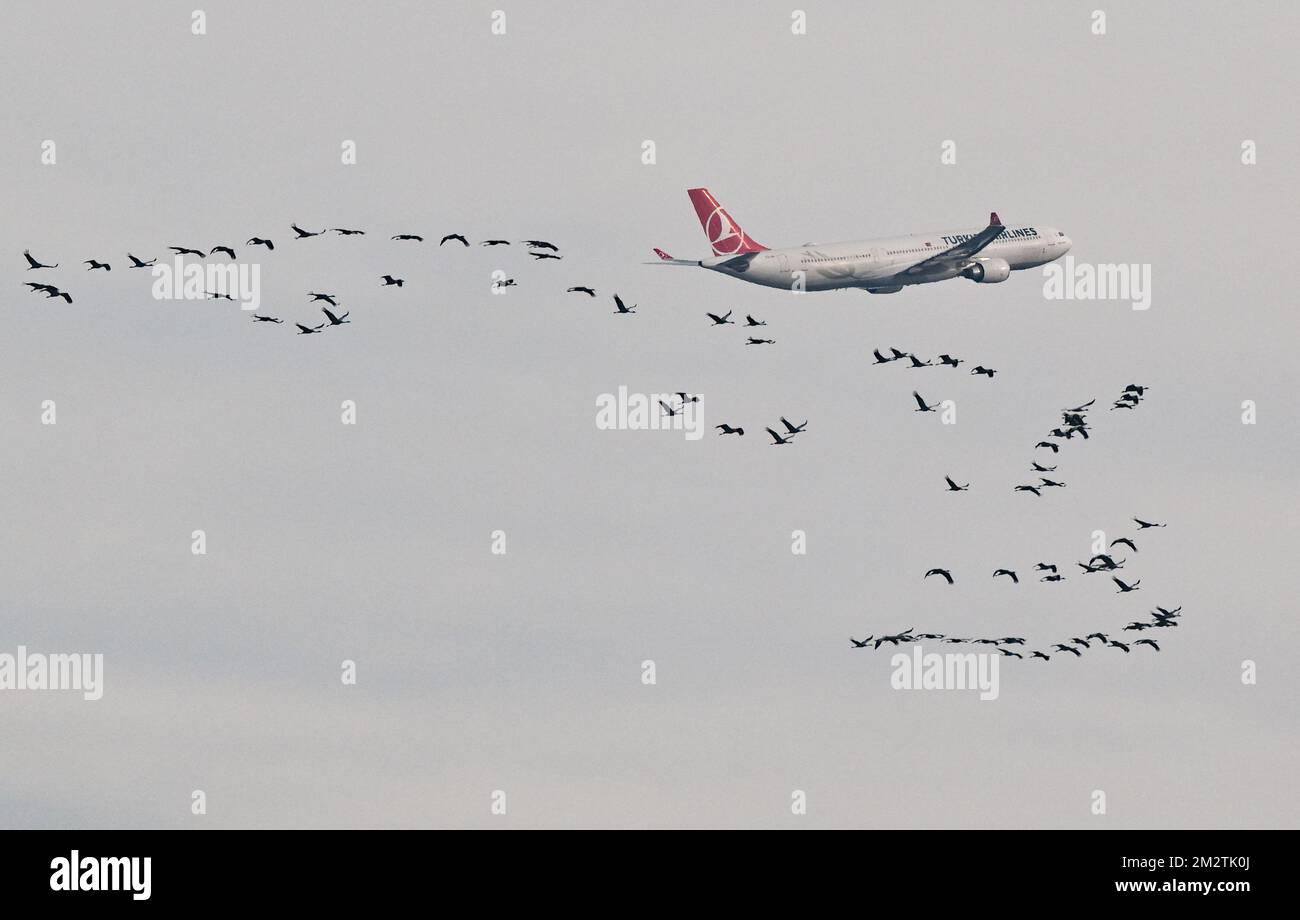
[644,247,702,266]
[899,212,1004,277]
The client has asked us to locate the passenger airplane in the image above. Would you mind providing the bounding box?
[652,188,1071,293]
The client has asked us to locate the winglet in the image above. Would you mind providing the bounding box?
[653,247,674,260]
[989,212,1001,226]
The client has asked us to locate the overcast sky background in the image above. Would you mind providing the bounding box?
[1,1,1297,828]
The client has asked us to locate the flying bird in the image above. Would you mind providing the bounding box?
[308,293,339,305]
[1112,576,1142,593]
[907,355,933,368]
[706,311,734,325]
[1031,462,1056,472]
[23,250,58,269]
[321,307,350,326]
[210,245,236,258]
[780,417,807,435]
[1053,644,1082,657]
[1108,640,1131,653]
[745,314,766,326]
[850,637,872,649]
[246,237,274,250]
[1110,537,1138,552]
[716,424,744,436]
[937,354,963,367]
[1014,485,1041,496]
[84,260,111,271]
[296,323,325,335]
[381,275,405,287]
[529,251,562,260]
[440,233,469,246]
[127,253,157,267]
[1133,518,1166,529]
[524,240,559,251]
[1034,563,1057,573]
[765,427,794,445]
[613,294,636,314]
[251,314,283,323]
[746,337,775,345]
[481,239,510,246]
[332,228,365,235]
[1134,639,1160,651]
[970,366,997,378]
[567,286,596,296]
[169,246,205,257]
[993,569,1019,583]
[924,568,954,584]
[1029,651,1051,661]
[872,349,893,364]
[291,223,322,239]
[912,392,939,413]
[1035,441,1060,453]
[392,234,424,241]
[944,476,969,492]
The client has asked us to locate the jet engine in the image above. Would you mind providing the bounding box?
[963,257,1011,283]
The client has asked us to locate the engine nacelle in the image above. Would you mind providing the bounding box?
[964,257,1011,283]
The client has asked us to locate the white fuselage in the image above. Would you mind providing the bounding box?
[704,224,1072,292]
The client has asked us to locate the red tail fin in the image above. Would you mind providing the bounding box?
[687,188,767,256]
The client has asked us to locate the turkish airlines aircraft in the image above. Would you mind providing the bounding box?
[652,188,1072,293]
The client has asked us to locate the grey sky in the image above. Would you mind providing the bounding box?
[1,1,1297,828]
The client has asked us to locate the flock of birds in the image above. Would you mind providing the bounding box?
[19,229,662,333]
[850,603,1180,660]
[705,308,776,346]
[873,345,997,377]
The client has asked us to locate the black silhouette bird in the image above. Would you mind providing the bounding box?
[524,240,559,251]
[1113,576,1141,593]
[1014,485,1041,496]
[1053,644,1082,657]
[44,288,73,303]
[924,568,954,584]
[872,349,893,364]
[970,366,997,377]
[308,293,339,305]
[24,282,57,293]
[613,294,636,314]
[1070,638,1091,648]
[127,253,157,267]
[1110,537,1138,552]
[889,347,909,360]
[481,239,510,246]
[1088,554,1123,569]
[850,637,873,649]
[210,245,236,259]
[993,569,1019,583]
[716,424,744,436]
[1134,639,1160,651]
[322,307,350,326]
[296,323,325,335]
[1123,622,1151,632]
[676,393,699,406]
[912,391,939,413]
[1031,462,1056,472]
[937,354,963,367]
[251,314,283,323]
[492,278,516,290]
[291,223,322,239]
[1124,384,1149,396]
[1039,478,1066,488]
[24,250,58,269]
[169,246,205,257]
[1067,399,1096,412]
[1040,574,1064,582]
[529,251,562,260]
[247,237,274,250]
[84,260,111,271]
[1034,563,1057,573]
[1153,606,1182,619]
[205,291,234,301]
[381,275,405,287]
[765,427,794,445]
[706,311,734,325]
[746,337,774,345]
[745,314,766,327]
[567,286,596,296]
[1029,651,1051,661]
[780,417,807,435]
[1108,640,1131,653]
[907,355,933,368]
[998,648,1023,659]
[392,234,424,241]
[332,228,365,235]
[658,400,679,418]
[440,233,469,246]
[944,476,969,492]
[1086,632,1109,644]
[1035,441,1060,453]
[1133,518,1166,529]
